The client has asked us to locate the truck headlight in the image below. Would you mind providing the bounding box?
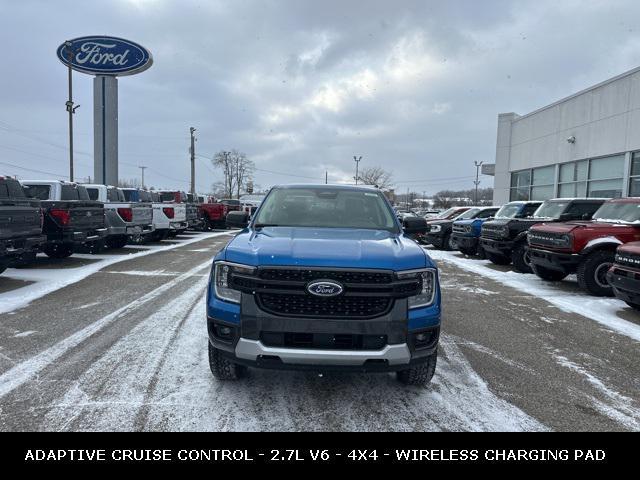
[500,226,509,238]
[213,261,256,304]
[397,268,437,309]
[430,225,442,233]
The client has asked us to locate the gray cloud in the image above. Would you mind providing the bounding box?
[1,0,640,194]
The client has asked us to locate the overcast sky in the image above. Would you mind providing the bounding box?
[1,0,640,195]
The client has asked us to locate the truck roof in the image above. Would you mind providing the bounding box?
[272,184,380,192]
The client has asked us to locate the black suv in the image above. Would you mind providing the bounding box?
[480,198,605,273]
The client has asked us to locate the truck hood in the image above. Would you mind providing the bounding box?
[224,227,433,271]
[529,220,612,234]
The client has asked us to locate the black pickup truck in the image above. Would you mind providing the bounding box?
[21,180,107,258]
[480,198,605,273]
[0,176,46,274]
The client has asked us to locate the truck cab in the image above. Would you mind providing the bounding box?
[480,199,604,273]
[427,206,499,251]
[83,184,154,249]
[528,198,640,296]
[21,180,107,258]
[0,176,46,273]
[451,206,502,257]
[206,184,440,386]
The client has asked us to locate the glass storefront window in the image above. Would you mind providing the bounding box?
[589,155,625,180]
[511,170,531,189]
[531,185,554,200]
[588,178,623,198]
[532,166,555,186]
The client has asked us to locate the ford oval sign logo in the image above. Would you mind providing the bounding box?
[56,36,153,76]
[307,280,344,297]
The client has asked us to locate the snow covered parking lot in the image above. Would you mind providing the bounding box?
[0,234,638,431]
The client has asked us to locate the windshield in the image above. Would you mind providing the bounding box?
[495,203,523,219]
[533,201,569,219]
[455,208,480,220]
[593,202,640,223]
[253,187,398,231]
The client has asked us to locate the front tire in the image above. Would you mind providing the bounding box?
[459,246,477,256]
[511,242,533,274]
[626,301,640,311]
[208,342,248,380]
[43,244,74,259]
[577,250,615,297]
[396,350,437,386]
[486,252,511,265]
[532,263,568,281]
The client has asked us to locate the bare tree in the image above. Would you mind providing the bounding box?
[358,166,394,190]
[118,178,141,188]
[212,149,255,199]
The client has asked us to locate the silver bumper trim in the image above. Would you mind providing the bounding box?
[235,339,411,366]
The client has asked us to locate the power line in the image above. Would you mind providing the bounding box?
[0,160,68,178]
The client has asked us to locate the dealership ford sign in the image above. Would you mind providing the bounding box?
[56,36,153,76]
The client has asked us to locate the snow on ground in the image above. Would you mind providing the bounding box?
[426,248,640,343]
[40,279,545,432]
[0,231,233,315]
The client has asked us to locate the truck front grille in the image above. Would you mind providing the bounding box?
[528,231,565,248]
[452,225,468,235]
[231,267,420,319]
[615,253,640,269]
[481,225,504,239]
[260,332,387,350]
[257,292,392,319]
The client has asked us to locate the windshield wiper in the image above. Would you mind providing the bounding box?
[254,223,282,229]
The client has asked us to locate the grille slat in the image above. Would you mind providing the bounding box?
[257,292,392,319]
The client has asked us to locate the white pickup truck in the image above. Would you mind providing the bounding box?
[83,184,154,249]
[156,190,188,237]
[136,189,183,241]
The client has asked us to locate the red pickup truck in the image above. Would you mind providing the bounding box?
[199,198,227,230]
[527,198,640,296]
[607,242,640,310]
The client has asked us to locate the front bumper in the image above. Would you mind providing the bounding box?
[480,237,514,256]
[425,232,445,246]
[528,247,580,274]
[208,293,440,372]
[452,235,478,250]
[607,266,640,305]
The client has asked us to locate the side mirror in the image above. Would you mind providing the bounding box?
[226,211,249,229]
[403,217,428,234]
[559,213,575,221]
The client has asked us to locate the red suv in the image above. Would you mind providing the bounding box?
[527,198,640,296]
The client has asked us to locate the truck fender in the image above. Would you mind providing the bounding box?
[580,236,622,256]
[514,231,528,243]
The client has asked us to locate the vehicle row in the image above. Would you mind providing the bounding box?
[0,176,232,274]
[419,195,640,309]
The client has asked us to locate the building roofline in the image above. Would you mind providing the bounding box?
[504,64,640,123]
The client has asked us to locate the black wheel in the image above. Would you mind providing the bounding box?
[43,244,74,259]
[459,247,477,256]
[208,342,247,380]
[486,252,511,265]
[106,235,128,249]
[12,252,37,268]
[577,250,615,297]
[397,350,437,386]
[87,240,105,254]
[511,242,533,274]
[440,234,453,251]
[167,230,177,238]
[0,265,6,275]
[626,301,640,311]
[531,263,568,281]
[477,245,487,260]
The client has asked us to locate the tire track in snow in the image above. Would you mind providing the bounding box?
[0,261,213,401]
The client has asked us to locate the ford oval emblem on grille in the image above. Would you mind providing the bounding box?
[307,280,344,297]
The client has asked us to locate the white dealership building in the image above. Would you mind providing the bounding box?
[491,66,640,205]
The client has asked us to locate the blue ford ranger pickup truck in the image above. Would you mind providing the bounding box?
[206,184,441,385]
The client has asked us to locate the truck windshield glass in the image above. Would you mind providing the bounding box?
[455,208,480,220]
[122,190,136,202]
[254,187,398,231]
[495,203,523,218]
[25,184,51,200]
[86,188,99,201]
[533,201,569,219]
[593,202,640,223]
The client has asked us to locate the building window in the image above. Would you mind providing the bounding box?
[530,166,555,200]
[629,152,640,197]
[587,154,624,198]
[510,170,531,201]
[558,160,588,198]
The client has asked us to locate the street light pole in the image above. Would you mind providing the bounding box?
[139,166,147,189]
[474,161,484,205]
[353,156,362,185]
[64,41,79,182]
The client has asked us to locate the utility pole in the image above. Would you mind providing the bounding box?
[353,156,362,185]
[222,151,231,198]
[189,127,196,194]
[64,41,80,182]
[325,171,328,184]
[139,166,147,189]
[474,161,484,205]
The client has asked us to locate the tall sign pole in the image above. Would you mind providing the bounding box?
[190,127,196,194]
[57,36,153,186]
[354,156,362,185]
[474,161,484,205]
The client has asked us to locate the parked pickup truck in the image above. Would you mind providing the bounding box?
[426,206,499,251]
[414,206,470,245]
[0,176,46,273]
[451,206,503,257]
[21,180,107,258]
[83,184,153,249]
[480,198,605,273]
[528,198,640,296]
[207,184,440,386]
[157,190,188,236]
[199,199,227,230]
[607,242,640,310]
